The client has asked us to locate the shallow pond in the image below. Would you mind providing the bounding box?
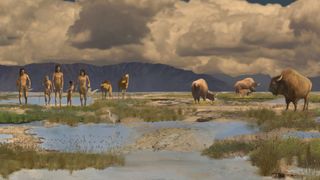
[1,120,264,179]
[4,151,263,180]
[0,134,13,143]
[29,124,135,153]
[284,131,320,139]
[0,96,93,106]
[27,120,258,153]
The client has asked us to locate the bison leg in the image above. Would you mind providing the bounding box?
[285,99,290,111]
[303,97,309,111]
[293,100,298,112]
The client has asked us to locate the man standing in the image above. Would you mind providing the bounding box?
[16,68,31,105]
[52,64,64,107]
[78,69,91,107]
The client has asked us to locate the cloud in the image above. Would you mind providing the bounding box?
[68,0,176,49]
[0,0,319,77]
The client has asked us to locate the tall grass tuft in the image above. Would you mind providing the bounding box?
[0,145,124,178]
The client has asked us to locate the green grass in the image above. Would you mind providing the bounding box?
[202,140,255,159]
[0,98,191,125]
[309,93,320,103]
[223,108,320,132]
[0,94,17,100]
[95,99,187,122]
[0,145,124,178]
[216,92,277,102]
[203,138,320,176]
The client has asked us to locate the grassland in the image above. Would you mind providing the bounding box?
[0,98,193,125]
[223,108,320,132]
[0,144,124,178]
[216,92,277,102]
[203,138,320,176]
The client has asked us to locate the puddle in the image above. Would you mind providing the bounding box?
[26,120,257,152]
[0,134,13,143]
[29,124,135,153]
[0,96,93,106]
[131,121,258,146]
[284,131,320,139]
[5,151,262,180]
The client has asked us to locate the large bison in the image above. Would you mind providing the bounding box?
[191,79,215,103]
[269,68,312,111]
[234,78,259,96]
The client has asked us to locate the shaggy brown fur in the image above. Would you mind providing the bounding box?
[234,78,258,96]
[269,68,312,111]
[191,79,215,103]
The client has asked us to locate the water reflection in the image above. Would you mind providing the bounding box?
[0,96,93,106]
[0,145,124,178]
[5,151,261,180]
[29,124,135,153]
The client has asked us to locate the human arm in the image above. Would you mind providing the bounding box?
[86,75,91,88]
[27,75,31,89]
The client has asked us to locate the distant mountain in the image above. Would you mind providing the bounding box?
[0,62,231,92]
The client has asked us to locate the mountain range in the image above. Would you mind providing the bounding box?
[0,62,319,92]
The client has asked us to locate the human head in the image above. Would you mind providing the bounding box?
[55,64,62,73]
[69,81,73,85]
[44,75,49,81]
[19,68,25,76]
[80,69,86,76]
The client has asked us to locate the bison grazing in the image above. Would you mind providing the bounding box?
[234,78,259,96]
[269,68,312,111]
[191,79,215,103]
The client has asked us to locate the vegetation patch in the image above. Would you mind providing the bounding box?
[95,99,188,122]
[309,93,320,103]
[203,138,320,177]
[0,99,192,125]
[0,144,124,178]
[202,140,255,159]
[216,92,277,102]
[245,109,319,131]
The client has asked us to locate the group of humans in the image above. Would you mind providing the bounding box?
[16,64,91,107]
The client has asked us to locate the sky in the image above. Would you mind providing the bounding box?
[0,0,319,77]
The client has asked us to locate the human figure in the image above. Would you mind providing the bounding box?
[100,80,112,99]
[118,74,129,99]
[16,68,31,105]
[43,75,53,106]
[67,81,74,106]
[52,64,64,107]
[77,69,91,107]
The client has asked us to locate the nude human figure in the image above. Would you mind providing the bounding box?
[67,81,74,106]
[52,64,64,107]
[118,74,129,99]
[77,69,91,107]
[16,68,31,105]
[43,75,53,106]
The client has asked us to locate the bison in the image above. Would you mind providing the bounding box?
[234,78,259,96]
[269,68,312,111]
[191,79,215,103]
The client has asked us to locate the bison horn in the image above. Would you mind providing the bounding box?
[277,75,283,82]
